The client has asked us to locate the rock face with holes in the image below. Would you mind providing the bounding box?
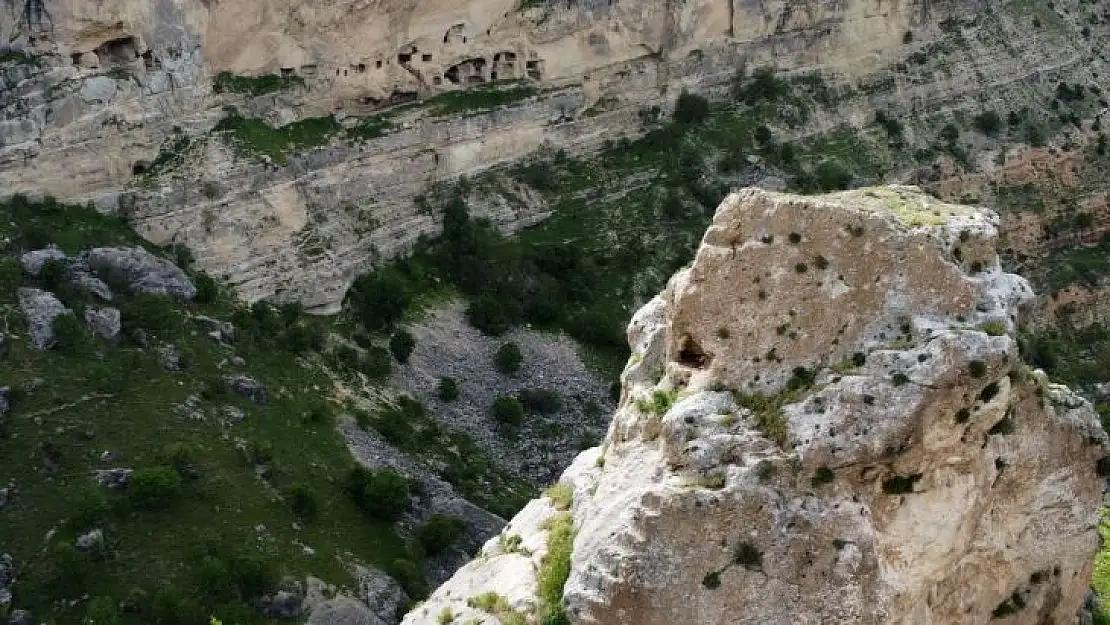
[400,186,1108,625]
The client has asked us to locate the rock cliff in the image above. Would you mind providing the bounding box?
[400,187,1108,625]
[4,0,1104,311]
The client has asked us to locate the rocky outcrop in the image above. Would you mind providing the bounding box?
[83,248,197,299]
[85,307,122,342]
[402,187,1108,624]
[17,288,71,350]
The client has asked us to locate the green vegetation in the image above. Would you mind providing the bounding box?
[424,82,538,116]
[466,592,527,625]
[0,50,41,67]
[417,515,467,555]
[979,321,1007,337]
[969,360,988,378]
[436,376,460,401]
[214,108,342,165]
[518,388,563,415]
[635,388,678,416]
[0,195,439,623]
[212,72,304,97]
[733,392,790,447]
[543,483,573,510]
[389,329,416,363]
[537,513,574,625]
[492,395,525,428]
[811,467,835,487]
[494,342,524,375]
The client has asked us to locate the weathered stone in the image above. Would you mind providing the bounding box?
[74,528,104,551]
[7,609,32,625]
[307,596,387,625]
[20,246,67,277]
[401,188,1107,625]
[72,271,114,301]
[0,387,9,414]
[84,307,122,342]
[95,468,133,489]
[194,315,235,343]
[0,488,8,510]
[84,247,196,300]
[157,344,182,371]
[355,565,410,625]
[18,288,71,350]
[258,578,305,619]
[227,375,267,404]
[80,76,118,104]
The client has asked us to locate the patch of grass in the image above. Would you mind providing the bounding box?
[424,83,538,116]
[537,512,574,625]
[213,108,342,165]
[0,50,41,67]
[544,483,573,510]
[979,321,1007,336]
[213,71,304,97]
[733,392,790,447]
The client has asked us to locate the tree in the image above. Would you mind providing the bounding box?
[389,329,416,363]
[417,514,467,555]
[193,271,219,304]
[494,342,523,375]
[518,388,563,414]
[288,484,318,520]
[973,110,1002,136]
[491,395,524,427]
[86,596,122,625]
[348,268,411,332]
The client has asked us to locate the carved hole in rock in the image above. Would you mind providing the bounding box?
[491,71,498,80]
[70,52,82,65]
[131,161,149,176]
[881,473,921,495]
[432,76,442,85]
[375,60,382,69]
[94,36,138,66]
[422,54,432,62]
[357,63,366,72]
[445,65,460,84]
[141,50,159,70]
[677,335,710,369]
[398,52,412,64]
[280,67,295,77]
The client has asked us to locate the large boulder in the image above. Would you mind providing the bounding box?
[84,247,196,300]
[20,246,66,277]
[85,307,121,342]
[401,187,1107,625]
[355,565,410,624]
[308,597,387,625]
[17,288,71,350]
[0,553,12,613]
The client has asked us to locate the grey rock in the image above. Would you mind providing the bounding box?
[95,468,132,489]
[230,355,246,367]
[99,451,117,463]
[85,247,196,300]
[0,488,8,509]
[222,405,246,423]
[0,387,9,414]
[84,307,121,342]
[1094,382,1110,404]
[0,552,12,588]
[194,315,235,342]
[173,394,204,421]
[8,609,32,625]
[0,589,9,614]
[18,287,71,350]
[80,76,117,103]
[20,246,67,276]
[158,344,183,371]
[227,375,267,404]
[307,596,387,625]
[259,579,304,619]
[355,565,410,625]
[74,528,104,551]
[254,464,272,480]
[72,271,113,301]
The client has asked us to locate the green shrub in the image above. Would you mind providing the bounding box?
[213,71,304,96]
[518,388,563,414]
[973,110,1003,136]
[347,267,412,332]
[436,376,460,401]
[0,257,22,296]
[194,272,219,303]
[85,595,121,625]
[702,571,722,589]
[734,542,762,570]
[288,484,318,520]
[128,466,183,509]
[494,342,523,375]
[891,372,910,386]
[544,483,574,510]
[492,395,525,427]
[537,513,574,625]
[812,466,834,486]
[417,514,467,555]
[389,329,416,363]
[52,313,85,354]
[673,91,711,126]
[345,466,410,521]
[979,321,1007,336]
[361,346,393,379]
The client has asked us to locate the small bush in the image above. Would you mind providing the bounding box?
[492,395,524,427]
[85,595,121,625]
[891,372,910,387]
[955,407,972,423]
[537,513,574,625]
[702,571,721,589]
[673,91,711,126]
[544,483,574,510]
[361,346,393,379]
[389,329,416,363]
[734,542,762,570]
[436,376,459,401]
[979,321,1007,336]
[417,514,467,555]
[52,313,85,354]
[494,342,523,375]
[345,466,410,521]
[812,466,835,487]
[288,484,318,520]
[519,388,563,414]
[973,110,1003,136]
[128,466,183,510]
[979,381,1001,402]
[194,272,219,304]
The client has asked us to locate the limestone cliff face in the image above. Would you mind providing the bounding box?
[8,0,1094,310]
[400,187,1108,625]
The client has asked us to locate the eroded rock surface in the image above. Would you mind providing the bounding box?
[401,187,1108,625]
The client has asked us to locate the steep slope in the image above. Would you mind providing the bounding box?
[402,187,1108,625]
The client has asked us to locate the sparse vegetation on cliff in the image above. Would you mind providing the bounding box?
[212,71,304,97]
